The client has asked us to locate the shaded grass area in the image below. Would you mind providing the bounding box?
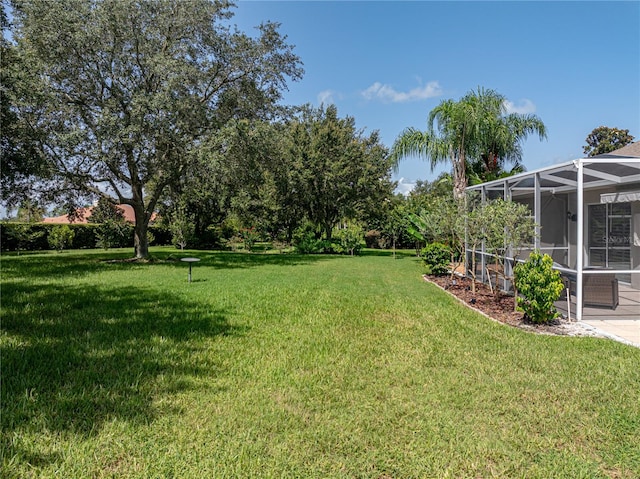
[1,247,639,478]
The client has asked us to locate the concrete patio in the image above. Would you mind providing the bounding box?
[581,319,640,348]
[557,283,640,347]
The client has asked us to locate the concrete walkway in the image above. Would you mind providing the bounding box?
[581,319,640,348]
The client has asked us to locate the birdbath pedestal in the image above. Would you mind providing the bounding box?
[180,257,200,283]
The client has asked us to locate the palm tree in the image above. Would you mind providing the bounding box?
[466,88,546,182]
[390,97,473,202]
[390,87,547,200]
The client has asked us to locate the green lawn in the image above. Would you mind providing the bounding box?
[2,247,639,478]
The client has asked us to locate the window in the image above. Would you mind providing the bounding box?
[588,202,632,282]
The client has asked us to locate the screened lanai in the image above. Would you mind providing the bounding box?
[465,143,640,321]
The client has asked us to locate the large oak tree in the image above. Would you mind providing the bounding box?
[8,0,302,257]
[286,104,393,241]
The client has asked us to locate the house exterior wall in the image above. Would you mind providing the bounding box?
[632,201,640,289]
[582,186,637,282]
[515,192,570,267]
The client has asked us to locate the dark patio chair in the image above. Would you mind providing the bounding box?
[583,273,619,309]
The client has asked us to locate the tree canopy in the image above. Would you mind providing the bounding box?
[6,0,303,258]
[1,4,47,206]
[286,104,393,241]
[583,126,634,157]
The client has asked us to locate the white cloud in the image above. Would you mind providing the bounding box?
[361,81,442,103]
[503,99,537,115]
[317,89,337,105]
[395,177,416,196]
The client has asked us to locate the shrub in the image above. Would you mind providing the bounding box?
[240,227,260,253]
[421,242,451,276]
[364,230,381,248]
[70,224,100,249]
[1,222,46,252]
[294,233,332,254]
[0,222,152,252]
[334,224,364,256]
[293,223,326,254]
[149,225,172,246]
[96,219,132,250]
[514,252,564,324]
[48,225,75,252]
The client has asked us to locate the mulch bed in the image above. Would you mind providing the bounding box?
[423,273,589,337]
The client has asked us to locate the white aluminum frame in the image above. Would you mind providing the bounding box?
[466,157,640,321]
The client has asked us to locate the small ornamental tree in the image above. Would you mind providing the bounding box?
[91,198,130,250]
[483,198,537,307]
[167,202,195,250]
[48,224,74,252]
[385,203,408,259]
[464,199,491,295]
[514,252,564,324]
[334,222,364,256]
[421,242,451,276]
[240,227,260,253]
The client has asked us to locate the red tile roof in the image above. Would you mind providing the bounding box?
[42,204,156,224]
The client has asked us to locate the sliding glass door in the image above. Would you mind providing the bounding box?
[588,202,632,282]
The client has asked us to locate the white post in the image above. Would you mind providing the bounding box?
[534,173,541,251]
[480,186,487,284]
[575,160,584,321]
[504,180,511,292]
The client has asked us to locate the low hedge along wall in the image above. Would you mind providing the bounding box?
[0,222,172,252]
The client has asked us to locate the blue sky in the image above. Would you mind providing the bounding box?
[229,0,640,193]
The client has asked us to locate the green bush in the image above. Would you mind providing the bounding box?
[96,220,133,250]
[334,224,364,256]
[293,223,330,254]
[294,233,332,254]
[150,225,172,246]
[70,224,100,249]
[0,222,171,252]
[240,227,260,253]
[293,223,365,256]
[421,242,451,276]
[364,230,382,248]
[1,222,48,252]
[514,252,565,324]
[48,225,75,252]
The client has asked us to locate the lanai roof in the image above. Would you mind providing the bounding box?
[466,142,640,196]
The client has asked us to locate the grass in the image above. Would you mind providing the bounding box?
[1,247,639,478]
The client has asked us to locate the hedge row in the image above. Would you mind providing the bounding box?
[0,222,172,252]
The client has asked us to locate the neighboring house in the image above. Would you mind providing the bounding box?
[466,142,640,321]
[43,204,157,224]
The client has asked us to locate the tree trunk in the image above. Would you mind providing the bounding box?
[471,254,477,295]
[452,168,467,203]
[324,222,332,242]
[132,202,149,259]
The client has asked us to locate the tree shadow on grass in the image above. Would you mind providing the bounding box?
[0,250,337,282]
[0,280,243,468]
[161,250,338,271]
[0,250,147,282]
[360,249,417,259]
